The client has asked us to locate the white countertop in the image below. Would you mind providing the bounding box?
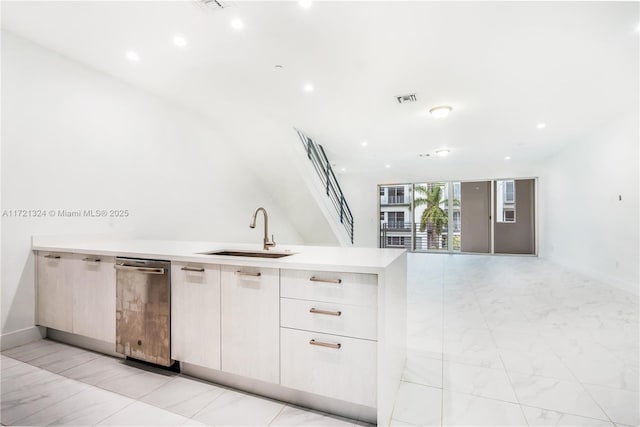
[32,235,406,273]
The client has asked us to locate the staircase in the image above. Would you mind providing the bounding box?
[295,129,354,244]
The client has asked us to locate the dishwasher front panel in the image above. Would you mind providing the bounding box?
[115,258,172,367]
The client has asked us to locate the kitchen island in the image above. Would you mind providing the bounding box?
[32,236,407,425]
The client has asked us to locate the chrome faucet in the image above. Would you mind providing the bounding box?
[249,207,276,250]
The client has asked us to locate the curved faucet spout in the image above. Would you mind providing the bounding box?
[249,207,276,250]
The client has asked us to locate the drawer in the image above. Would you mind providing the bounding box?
[280,297,377,340]
[280,269,377,307]
[280,327,377,408]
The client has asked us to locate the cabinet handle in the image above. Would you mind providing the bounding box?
[181,266,205,272]
[44,255,61,259]
[309,308,342,317]
[309,339,341,349]
[82,258,101,262]
[235,271,261,277]
[309,276,341,284]
[114,264,165,275]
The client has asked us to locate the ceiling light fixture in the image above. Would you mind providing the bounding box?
[418,153,431,157]
[303,83,314,92]
[340,167,346,172]
[126,51,140,62]
[360,141,368,147]
[504,156,511,160]
[435,149,450,157]
[299,0,312,7]
[231,18,244,30]
[429,105,452,119]
[385,164,391,169]
[173,35,187,47]
[536,123,546,129]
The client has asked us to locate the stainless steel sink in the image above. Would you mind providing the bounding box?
[200,250,295,259]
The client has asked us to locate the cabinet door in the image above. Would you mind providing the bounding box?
[281,328,377,408]
[71,254,116,343]
[36,252,73,332]
[171,263,221,370]
[221,265,279,384]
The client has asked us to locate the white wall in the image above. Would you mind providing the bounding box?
[539,114,639,295]
[1,31,304,335]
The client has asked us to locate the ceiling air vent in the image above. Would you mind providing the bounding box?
[396,93,417,104]
[198,0,228,10]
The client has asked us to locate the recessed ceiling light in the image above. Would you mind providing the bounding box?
[126,51,140,62]
[173,35,187,47]
[429,105,452,119]
[299,0,312,7]
[340,167,346,172]
[504,156,511,160]
[385,164,391,169]
[536,123,546,129]
[231,18,244,30]
[274,64,283,69]
[360,141,368,147]
[303,83,314,92]
[435,149,450,157]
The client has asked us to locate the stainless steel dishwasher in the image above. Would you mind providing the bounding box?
[115,258,172,367]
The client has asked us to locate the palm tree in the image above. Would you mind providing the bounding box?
[414,184,459,249]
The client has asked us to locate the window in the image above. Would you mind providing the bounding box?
[497,180,516,223]
[379,187,384,197]
[387,212,405,228]
[386,236,406,247]
[388,186,405,204]
[453,211,461,232]
[380,212,385,221]
[504,181,514,203]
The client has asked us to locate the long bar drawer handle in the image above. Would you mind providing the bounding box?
[235,271,261,277]
[309,308,342,316]
[44,255,61,259]
[309,276,342,284]
[181,266,205,272]
[114,264,165,275]
[82,257,101,262]
[309,339,341,349]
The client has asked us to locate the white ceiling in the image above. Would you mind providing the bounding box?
[2,1,638,177]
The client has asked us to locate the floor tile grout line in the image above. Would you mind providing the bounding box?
[9,375,93,426]
[464,265,530,427]
[518,403,617,424]
[440,258,445,427]
[188,386,230,420]
[266,403,287,426]
[90,398,140,426]
[545,333,619,425]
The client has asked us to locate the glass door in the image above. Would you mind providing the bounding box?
[413,182,453,251]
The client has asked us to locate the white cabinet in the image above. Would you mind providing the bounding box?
[37,252,116,342]
[221,264,279,384]
[280,297,377,340]
[280,269,377,307]
[36,252,73,332]
[171,262,221,370]
[280,328,377,408]
[280,267,379,407]
[71,254,116,343]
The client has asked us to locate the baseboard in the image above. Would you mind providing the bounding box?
[46,328,122,358]
[0,326,46,351]
[542,257,639,296]
[181,362,377,424]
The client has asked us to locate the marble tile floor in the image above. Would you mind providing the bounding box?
[0,342,365,426]
[392,253,639,427]
[1,253,638,426]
